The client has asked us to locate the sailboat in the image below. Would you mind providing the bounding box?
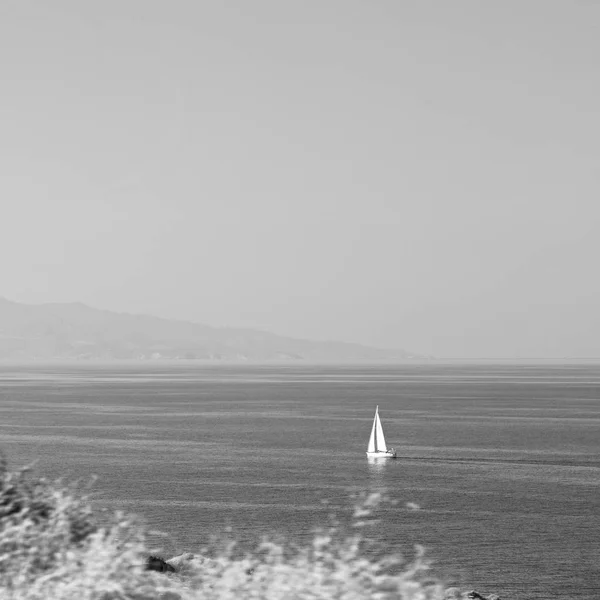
[366,406,396,458]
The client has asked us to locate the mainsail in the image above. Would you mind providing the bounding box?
[367,406,388,453]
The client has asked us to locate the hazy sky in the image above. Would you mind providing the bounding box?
[1,1,599,358]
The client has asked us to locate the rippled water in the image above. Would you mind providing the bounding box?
[1,362,599,600]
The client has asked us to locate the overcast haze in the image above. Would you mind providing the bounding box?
[1,1,599,358]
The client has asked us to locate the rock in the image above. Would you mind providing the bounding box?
[465,591,502,600]
[146,555,176,574]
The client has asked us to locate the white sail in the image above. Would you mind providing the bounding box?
[367,406,388,453]
[374,410,387,452]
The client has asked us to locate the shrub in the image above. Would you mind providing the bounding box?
[0,461,453,600]
[173,494,446,600]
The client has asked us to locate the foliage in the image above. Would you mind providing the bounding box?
[0,460,455,600]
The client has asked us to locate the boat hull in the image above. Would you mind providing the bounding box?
[366,451,396,459]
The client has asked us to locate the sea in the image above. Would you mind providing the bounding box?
[0,362,599,600]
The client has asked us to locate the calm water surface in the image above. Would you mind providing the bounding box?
[1,362,599,600]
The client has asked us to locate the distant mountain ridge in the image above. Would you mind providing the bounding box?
[0,298,423,361]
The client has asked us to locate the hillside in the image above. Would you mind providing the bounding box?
[0,298,422,361]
